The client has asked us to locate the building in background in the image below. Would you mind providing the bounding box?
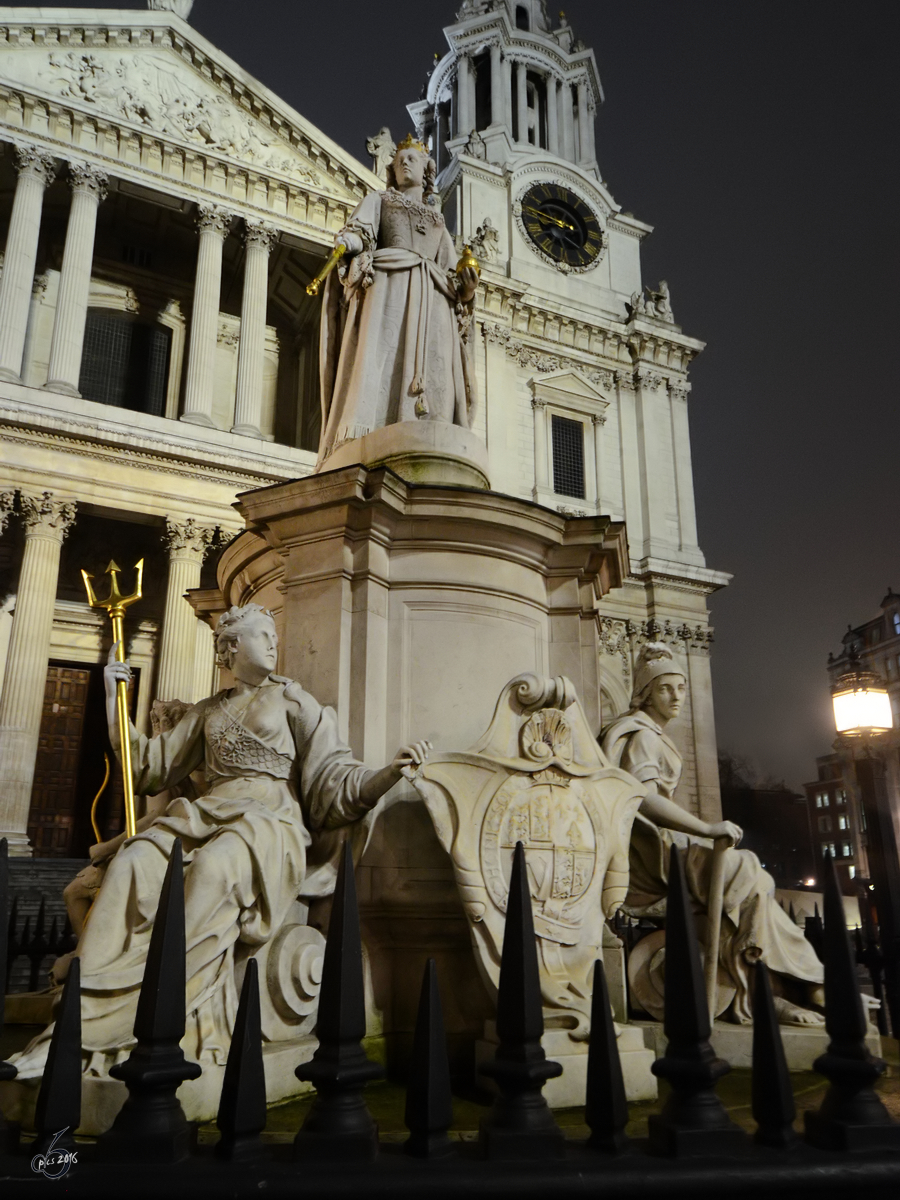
[802,588,900,892]
[0,0,728,859]
[719,755,816,890]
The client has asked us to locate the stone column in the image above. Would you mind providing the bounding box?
[547,75,559,155]
[592,413,605,506]
[181,204,231,428]
[490,42,504,126]
[516,62,529,145]
[457,54,472,136]
[232,220,277,438]
[577,78,594,163]
[45,162,108,396]
[669,382,701,552]
[156,518,216,704]
[0,148,56,383]
[561,83,576,161]
[0,492,76,854]
[532,398,549,494]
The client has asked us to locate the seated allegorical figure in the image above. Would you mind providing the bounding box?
[317,133,480,462]
[13,603,430,1077]
[600,643,826,1026]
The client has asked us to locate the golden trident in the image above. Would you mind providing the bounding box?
[81,559,144,839]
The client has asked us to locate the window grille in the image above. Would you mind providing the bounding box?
[551,414,585,499]
[80,310,171,416]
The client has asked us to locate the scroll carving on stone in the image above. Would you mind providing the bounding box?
[410,672,645,1039]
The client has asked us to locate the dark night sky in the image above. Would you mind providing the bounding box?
[12,2,900,789]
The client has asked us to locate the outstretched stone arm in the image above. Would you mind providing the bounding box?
[639,790,741,847]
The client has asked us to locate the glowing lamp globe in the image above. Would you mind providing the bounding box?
[831,668,893,736]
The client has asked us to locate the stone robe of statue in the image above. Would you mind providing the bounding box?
[317,137,477,463]
[12,604,430,1078]
[600,644,825,1026]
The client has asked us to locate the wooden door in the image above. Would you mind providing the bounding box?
[27,665,90,857]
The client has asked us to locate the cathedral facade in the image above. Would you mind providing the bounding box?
[0,0,727,859]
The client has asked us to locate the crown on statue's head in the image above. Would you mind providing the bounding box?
[397,133,427,154]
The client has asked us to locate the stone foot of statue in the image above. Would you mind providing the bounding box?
[772,995,826,1026]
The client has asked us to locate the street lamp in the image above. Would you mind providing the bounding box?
[831,659,900,1036]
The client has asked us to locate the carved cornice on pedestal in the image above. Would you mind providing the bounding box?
[163,516,215,560]
[20,490,76,540]
[68,160,109,200]
[13,144,55,185]
[598,614,714,668]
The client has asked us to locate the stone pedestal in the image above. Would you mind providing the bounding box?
[635,1017,883,1072]
[0,1037,316,1136]
[222,457,634,1087]
[476,1020,657,1107]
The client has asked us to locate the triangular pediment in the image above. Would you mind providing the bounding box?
[531,369,611,403]
[0,11,378,203]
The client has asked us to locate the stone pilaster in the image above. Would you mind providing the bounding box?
[592,413,606,507]
[457,54,472,136]
[561,82,575,161]
[156,518,215,703]
[0,147,56,382]
[0,491,76,854]
[45,162,109,396]
[181,204,231,428]
[516,61,528,145]
[577,78,593,164]
[532,397,549,494]
[490,43,504,126]
[232,220,277,438]
[547,74,559,155]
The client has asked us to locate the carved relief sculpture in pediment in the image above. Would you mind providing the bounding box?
[0,47,321,185]
[410,672,645,1040]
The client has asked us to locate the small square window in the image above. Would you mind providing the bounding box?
[893,612,900,635]
[838,814,849,830]
[841,842,852,857]
[849,865,857,879]
[815,795,823,808]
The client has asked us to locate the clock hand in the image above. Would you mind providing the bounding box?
[523,205,576,233]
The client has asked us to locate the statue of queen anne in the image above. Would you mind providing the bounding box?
[317,134,479,462]
[12,604,430,1077]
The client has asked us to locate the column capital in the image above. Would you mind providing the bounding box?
[20,491,76,541]
[0,490,14,535]
[13,145,56,186]
[635,368,665,391]
[243,220,278,254]
[197,203,233,238]
[164,516,216,561]
[591,413,607,426]
[68,161,109,201]
[531,397,548,410]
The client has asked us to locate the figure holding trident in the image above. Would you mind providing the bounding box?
[81,559,144,838]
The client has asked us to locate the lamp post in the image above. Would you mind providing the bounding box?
[831,659,900,1036]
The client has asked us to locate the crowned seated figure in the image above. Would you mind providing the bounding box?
[317,133,480,463]
[601,643,825,1026]
[12,603,430,1077]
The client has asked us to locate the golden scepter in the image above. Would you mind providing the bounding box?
[81,559,144,839]
[306,242,346,297]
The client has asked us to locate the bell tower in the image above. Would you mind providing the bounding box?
[409,0,601,177]
[403,2,730,826]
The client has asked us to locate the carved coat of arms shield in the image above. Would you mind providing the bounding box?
[410,673,645,1040]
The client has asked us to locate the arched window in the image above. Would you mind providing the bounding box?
[79,309,171,416]
[516,5,530,30]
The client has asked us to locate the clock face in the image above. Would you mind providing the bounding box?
[519,183,604,270]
